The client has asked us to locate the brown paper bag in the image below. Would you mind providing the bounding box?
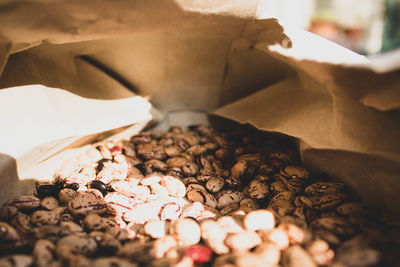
[0,0,399,214]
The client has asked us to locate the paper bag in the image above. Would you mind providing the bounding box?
[0,0,399,214]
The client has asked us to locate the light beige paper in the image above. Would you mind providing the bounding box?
[0,1,399,213]
[0,84,153,203]
[214,22,400,212]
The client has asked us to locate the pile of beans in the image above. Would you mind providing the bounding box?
[0,125,398,267]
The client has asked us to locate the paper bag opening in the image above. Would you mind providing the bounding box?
[0,2,399,214]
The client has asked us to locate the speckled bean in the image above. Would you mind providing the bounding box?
[104,192,134,216]
[89,231,121,253]
[336,202,363,216]
[11,213,32,235]
[216,216,245,234]
[68,192,107,216]
[160,202,182,221]
[171,218,201,246]
[84,213,114,231]
[187,189,217,209]
[6,195,41,210]
[247,180,269,199]
[117,241,156,263]
[278,223,308,245]
[58,189,77,204]
[123,204,160,224]
[239,198,259,211]
[255,243,281,266]
[150,183,170,198]
[110,181,150,196]
[56,234,97,258]
[60,221,84,233]
[200,220,229,254]
[260,228,289,250]
[40,197,59,210]
[269,181,287,194]
[219,203,240,216]
[269,200,295,217]
[244,210,275,231]
[216,190,244,209]
[231,161,248,179]
[33,239,56,267]
[105,226,130,242]
[180,202,205,219]
[306,240,335,266]
[305,182,345,196]
[0,222,20,241]
[300,193,347,211]
[0,255,33,267]
[205,176,225,193]
[140,173,162,186]
[0,205,18,221]
[311,217,356,237]
[186,183,207,192]
[225,231,262,252]
[160,176,186,198]
[144,220,168,239]
[282,245,316,267]
[154,235,178,258]
[31,210,61,225]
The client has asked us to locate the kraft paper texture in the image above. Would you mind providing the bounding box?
[0,0,399,213]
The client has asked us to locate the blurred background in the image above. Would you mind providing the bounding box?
[259,0,400,55]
